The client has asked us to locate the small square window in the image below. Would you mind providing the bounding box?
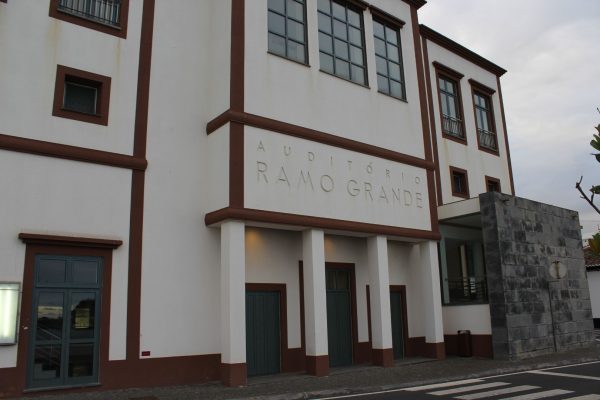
[486,176,501,193]
[450,166,469,199]
[53,65,111,126]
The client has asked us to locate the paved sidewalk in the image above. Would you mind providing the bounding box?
[16,344,600,400]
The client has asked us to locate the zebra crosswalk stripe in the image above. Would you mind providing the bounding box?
[403,379,484,391]
[454,385,540,400]
[428,382,510,396]
[497,389,573,400]
[562,395,600,400]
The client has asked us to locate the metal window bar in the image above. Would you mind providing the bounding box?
[58,0,121,27]
[446,276,488,303]
[478,128,498,150]
[442,114,464,139]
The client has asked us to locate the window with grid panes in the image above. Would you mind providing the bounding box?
[373,20,405,99]
[268,0,307,63]
[317,0,366,85]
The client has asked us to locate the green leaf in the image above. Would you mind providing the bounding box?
[595,154,600,163]
[592,185,600,194]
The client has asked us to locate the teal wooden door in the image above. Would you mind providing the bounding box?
[390,290,405,359]
[326,268,353,367]
[27,255,102,389]
[245,291,281,376]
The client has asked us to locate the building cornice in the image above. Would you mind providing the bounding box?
[420,24,507,77]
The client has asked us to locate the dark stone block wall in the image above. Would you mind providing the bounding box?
[480,192,594,360]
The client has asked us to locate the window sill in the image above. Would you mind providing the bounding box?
[319,69,370,90]
[267,51,310,68]
[54,108,107,126]
[442,301,489,307]
[377,90,407,103]
[442,132,468,145]
[478,145,500,157]
[451,192,470,200]
[49,0,129,39]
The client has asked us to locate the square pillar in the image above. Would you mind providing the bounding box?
[220,221,247,386]
[302,229,329,376]
[367,235,393,367]
[418,240,445,359]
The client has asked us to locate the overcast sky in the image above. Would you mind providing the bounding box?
[419,0,600,238]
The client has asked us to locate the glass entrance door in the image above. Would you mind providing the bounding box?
[27,255,102,389]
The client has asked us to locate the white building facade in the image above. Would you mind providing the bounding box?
[0,0,515,395]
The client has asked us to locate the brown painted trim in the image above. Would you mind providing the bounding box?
[420,25,506,76]
[206,110,435,171]
[0,133,147,170]
[126,0,155,363]
[449,166,470,199]
[369,5,405,28]
[485,175,501,193]
[18,233,122,249]
[425,342,446,360]
[305,355,329,377]
[230,0,245,112]
[205,207,441,240]
[345,0,369,11]
[48,0,129,39]
[432,61,464,80]
[371,348,393,367]
[422,38,443,207]
[468,79,496,95]
[15,244,115,395]
[229,122,244,208]
[401,0,426,9]
[245,283,292,373]
[52,65,112,126]
[299,263,306,353]
[496,76,516,195]
[469,83,500,157]
[411,8,439,234]
[444,334,493,358]
[220,363,247,387]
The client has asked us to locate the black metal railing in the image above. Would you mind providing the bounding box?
[478,128,498,151]
[58,0,121,27]
[442,115,464,139]
[446,276,488,303]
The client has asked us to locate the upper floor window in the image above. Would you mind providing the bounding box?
[466,80,499,156]
[49,0,129,38]
[373,19,405,100]
[317,0,367,85]
[485,176,501,192]
[268,0,307,64]
[434,62,465,143]
[53,65,112,126]
[450,166,469,199]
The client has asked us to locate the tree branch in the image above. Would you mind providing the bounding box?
[576,176,600,214]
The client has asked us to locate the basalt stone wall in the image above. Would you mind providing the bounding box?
[480,192,594,360]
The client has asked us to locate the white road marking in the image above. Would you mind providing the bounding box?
[541,360,600,371]
[454,385,539,400]
[563,395,600,400]
[527,370,600,381]
[403,379,484,391]
[497,389,573,400]
[428,381,510,396]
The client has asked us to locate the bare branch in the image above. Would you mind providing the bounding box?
[576,177,600,214]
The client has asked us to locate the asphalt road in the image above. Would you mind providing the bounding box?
[319,361,600,400]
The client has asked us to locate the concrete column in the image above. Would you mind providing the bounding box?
[419,240,445,359]
[220,221,246,386]
[302,229,329,376]
[367,235,393,367]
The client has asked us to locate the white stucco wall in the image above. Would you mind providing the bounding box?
[244,0,425,159]
[0,151,131,368]
[442,304,492,335]
[139,0,232,358]
[0,0,143,155]
[425,40,513,203]
[589,270,600,319]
